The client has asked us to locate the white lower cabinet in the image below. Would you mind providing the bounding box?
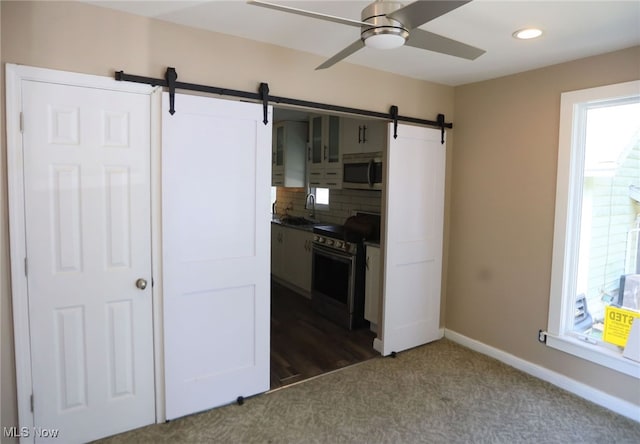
[365,244,381,326]
[286,228,313,293]
[271,223,285,279]
[271,223,313,295]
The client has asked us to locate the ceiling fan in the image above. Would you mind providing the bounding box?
[247,0,486,70]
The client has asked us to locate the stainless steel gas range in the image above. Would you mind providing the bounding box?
[311,213,380,330]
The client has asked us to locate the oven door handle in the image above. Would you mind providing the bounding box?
[312,243,355,261]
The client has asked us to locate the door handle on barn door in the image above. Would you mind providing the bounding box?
[135,278,148,290]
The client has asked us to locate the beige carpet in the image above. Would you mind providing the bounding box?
[97,339,640,443]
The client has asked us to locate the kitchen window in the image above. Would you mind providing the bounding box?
[315,187,329,206]
[548,80,640,378]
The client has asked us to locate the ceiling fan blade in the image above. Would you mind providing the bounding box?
[387,1,471,30]
[316,40,365,70]
[247,1,370,28]
[405,28,485,60]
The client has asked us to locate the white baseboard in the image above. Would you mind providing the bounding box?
[444,329,640,423]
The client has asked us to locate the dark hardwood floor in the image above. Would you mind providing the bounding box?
[270,281,378,390]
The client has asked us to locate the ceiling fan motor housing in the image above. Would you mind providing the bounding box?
[361,1,409,44]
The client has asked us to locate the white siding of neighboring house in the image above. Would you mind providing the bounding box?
[582,139,640,321]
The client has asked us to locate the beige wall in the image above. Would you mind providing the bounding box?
[0,1,454,431]
[448,46,640,406]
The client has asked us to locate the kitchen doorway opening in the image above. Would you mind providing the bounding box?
[269,106,384,389]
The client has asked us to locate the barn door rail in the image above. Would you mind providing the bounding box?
[115,67,452,143]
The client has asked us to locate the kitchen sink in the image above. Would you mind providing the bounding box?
[279,216,317,226]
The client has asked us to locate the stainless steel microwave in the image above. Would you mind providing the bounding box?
[342,152,383,190]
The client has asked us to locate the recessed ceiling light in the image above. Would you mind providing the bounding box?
[513,28,543,40]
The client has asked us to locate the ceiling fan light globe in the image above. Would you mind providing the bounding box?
[364,33,406,50]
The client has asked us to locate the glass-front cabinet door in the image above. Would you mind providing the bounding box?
[327,116,340,164]
[310,115,340,166]
[311,115,323,165]
[308,114,342,189]
[275,125,284,166]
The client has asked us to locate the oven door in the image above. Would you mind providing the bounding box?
[311,243,356,326]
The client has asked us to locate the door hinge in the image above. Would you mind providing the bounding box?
[19,112,24,133]
[24,257,28,277]
[30,394,34,412]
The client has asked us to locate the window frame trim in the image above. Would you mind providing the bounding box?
[548,80,640,379]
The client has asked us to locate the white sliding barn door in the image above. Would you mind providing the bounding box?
[21,80,155,443]
[162,93,272,420]
[380,124,445,356]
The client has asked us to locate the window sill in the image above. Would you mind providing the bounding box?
[546,333,640,379]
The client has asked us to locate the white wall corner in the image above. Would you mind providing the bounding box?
[444,329,640,423]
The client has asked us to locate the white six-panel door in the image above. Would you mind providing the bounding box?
[162,93,272,420]
[380,124,446,356]
[21,80,155,443]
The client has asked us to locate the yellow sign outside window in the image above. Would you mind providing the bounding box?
[603,305,640,347]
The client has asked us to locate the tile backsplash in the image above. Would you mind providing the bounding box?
[274,187,382,225]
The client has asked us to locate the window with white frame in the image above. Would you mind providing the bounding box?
[314,187,329,206]
[548,80,640,378]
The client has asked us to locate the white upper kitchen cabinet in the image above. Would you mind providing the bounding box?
[309,114,342,189]
[272,121,308,187]
[340,117,387,155]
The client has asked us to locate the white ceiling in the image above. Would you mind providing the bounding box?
[88,0,640,86]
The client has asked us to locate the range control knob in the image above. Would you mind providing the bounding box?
[336,241,344,249]
[327,239,335,246]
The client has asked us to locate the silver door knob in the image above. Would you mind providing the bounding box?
[136,278,148,290]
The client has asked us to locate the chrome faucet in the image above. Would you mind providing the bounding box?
[305,193,316,219]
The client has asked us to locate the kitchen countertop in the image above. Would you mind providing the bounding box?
[271,217,317,232]
[272,218,380,244]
